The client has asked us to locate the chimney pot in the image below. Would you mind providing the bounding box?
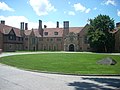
[25,23,28,30]
[57,21,59,28]
[1,20,5,25]
[116,22,120,27]
[44,25,47,28]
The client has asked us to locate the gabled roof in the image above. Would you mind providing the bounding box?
[43,28,63,37]
[43,27,83,37]
[24,30,32,36]
[24,29,41,37]
[0,24,21,37]
[33,29,41,37]
[69,27,83,33]
[0,23,85,38]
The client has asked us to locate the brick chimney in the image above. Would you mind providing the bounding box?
[44,25,47,28]
[57,21,59,28]
[1,20,5,25]
[116,22,120,27]
[20,22,24,30]
[38,20,43,36]
[25,23,28,30]
[63,21,69,36]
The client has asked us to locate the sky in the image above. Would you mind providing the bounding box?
[0,0,120,29]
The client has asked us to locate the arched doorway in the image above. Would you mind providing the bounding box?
[69,44,74,51]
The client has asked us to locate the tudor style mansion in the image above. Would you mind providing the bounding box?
[0,20,120,52]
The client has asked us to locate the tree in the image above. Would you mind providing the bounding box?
[87,14,115,53]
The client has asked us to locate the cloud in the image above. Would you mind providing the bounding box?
[0,16,62,29]
[29,0,56,16]
[117,10,120,17]
[104,0,116,6]
[73,3,90,13]
[0,2,14,12]
[93,7,97,10]
[85,8,91,13]
[73,3,86,12]
[68,11,75,16]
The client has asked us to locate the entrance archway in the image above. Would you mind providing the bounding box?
[69,44,74,51]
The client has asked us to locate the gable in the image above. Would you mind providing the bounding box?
[9,29,16,36]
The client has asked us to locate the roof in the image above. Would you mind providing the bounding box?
[0,24,21,37]
[24,29,41,37]
[43,27,83,37]
[33,29,41,37]
[43,28,63,37]
[69,27,83,33]
[24,30,32,36]
[0,23,84,37]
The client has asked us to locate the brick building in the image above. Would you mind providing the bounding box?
[115,22,120,52]
[0,20,119,52]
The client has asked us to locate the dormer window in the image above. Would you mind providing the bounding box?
[44,32,48,35]
[54,32,58,35]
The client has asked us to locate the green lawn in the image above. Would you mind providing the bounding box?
[0,53,120,75]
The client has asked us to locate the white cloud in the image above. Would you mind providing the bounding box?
[29,0,56,16]
[73,3,90,14]
[104,0,116,6]
[68,11,75,16]
[117,10,120,17]
[0,16,62,29]
[73,3,86,12]
[85,8,91,13]
[93,7,97,10]
[0,2,14,12]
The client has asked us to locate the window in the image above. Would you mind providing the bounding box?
[9,36,13,40]
[39,38,43,41]
[57,38,61,41]
[44,32,48,35]
[18,37,21,41]
[47,38,49,41]
[54,32,58,35]
[84,36,89,44]
[50,38,53,41]
[32,38,35,44]
[25,38,28,40]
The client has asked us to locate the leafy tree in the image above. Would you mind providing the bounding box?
[87,14,115,53]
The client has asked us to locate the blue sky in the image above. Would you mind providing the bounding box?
[0,0,120,29]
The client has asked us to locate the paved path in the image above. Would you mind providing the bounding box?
[0,52,120,90]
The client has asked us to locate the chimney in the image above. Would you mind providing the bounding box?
[63,21,69,36]
[20,22,24,30]
[25,23,28,30]
[57,21,59,28]
[116,22,120,27]
[20,22,22,30]
[22,22,24,30]
[38,20,43,36]
[1,20,5,25]
[44,25,47,28]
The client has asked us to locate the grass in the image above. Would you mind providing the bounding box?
[0,53,120,75]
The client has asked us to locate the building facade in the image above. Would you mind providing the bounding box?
[0,20,120,52]
[115,22,120,52]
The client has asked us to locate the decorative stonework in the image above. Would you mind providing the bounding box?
[64,32,79,51]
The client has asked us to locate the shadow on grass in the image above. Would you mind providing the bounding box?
[68,77,120,90]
